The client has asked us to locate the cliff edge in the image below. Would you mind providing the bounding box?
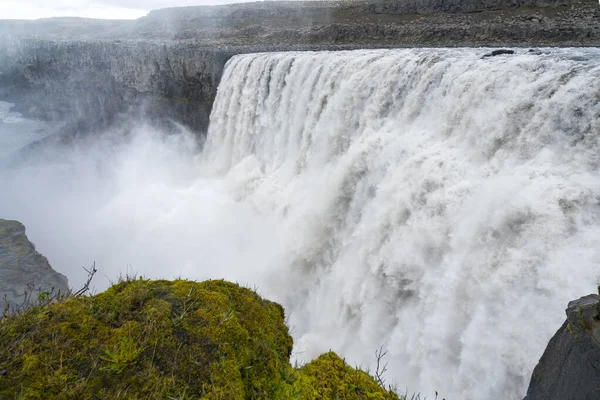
[524,293,600,400]
[0,219,69,313]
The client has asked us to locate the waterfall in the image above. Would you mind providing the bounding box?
[203,48,600,399]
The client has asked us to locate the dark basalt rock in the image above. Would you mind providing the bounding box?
[483,49,515,58]
[523,294,600,400]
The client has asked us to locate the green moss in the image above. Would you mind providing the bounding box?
[0,279,399,399]
[0,279,292,399]
[567,322,579,339]
[286,352,399,400]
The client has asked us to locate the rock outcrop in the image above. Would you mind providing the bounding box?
[0,219,69,313]
[0,278,398,399]
[0,0,598,136]
[524,294,600,400]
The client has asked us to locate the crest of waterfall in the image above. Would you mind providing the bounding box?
[203,48,600,399]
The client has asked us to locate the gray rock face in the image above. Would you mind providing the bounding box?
[0,219,69,313]
[524,294,600,400]
[1,40,229,135]
[0,0,598,136]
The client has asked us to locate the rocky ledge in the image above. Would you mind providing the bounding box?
[0,219,69,313]
[524,293,600,399]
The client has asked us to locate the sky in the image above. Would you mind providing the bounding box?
[0,0,256,20]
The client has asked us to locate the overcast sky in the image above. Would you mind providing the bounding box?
[0,0,256,20]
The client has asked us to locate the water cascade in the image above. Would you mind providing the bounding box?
[202,48,600,399]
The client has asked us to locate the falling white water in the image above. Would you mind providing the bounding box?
[203,48,600,399]
[1,48,599,399]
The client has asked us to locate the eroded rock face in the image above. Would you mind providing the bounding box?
[1,41,229,135]
[524,294,600,400]
[0,219,69,312]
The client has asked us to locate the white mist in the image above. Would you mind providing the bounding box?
[1,48,599,399]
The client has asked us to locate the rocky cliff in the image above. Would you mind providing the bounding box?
[0,0,598,136]
[1,40,229,135]
[0,219,69,313]
[524,293,600,400]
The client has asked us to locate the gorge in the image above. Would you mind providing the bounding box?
[1,1,600,399]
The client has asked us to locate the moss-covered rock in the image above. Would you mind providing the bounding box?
[0,278,399,400]
[287,352,399,400]
[0,279,293,399]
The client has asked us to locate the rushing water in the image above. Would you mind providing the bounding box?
[204,48,600,399]
[1,48,600,399]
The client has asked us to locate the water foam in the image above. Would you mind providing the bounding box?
[204,48,600,399]
[1,48,599,399]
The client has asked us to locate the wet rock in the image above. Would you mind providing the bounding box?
[568,56,588,61]
[523,294,600,400]
[483,49,515,58]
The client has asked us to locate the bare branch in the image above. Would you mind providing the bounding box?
[375,345,389,387]
[72,261,97,297]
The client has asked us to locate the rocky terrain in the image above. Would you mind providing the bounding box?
[2,0,598,46]
[118,0,600,46]
[0,219,69,313]
[0,0,598,136]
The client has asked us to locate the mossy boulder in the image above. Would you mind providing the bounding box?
[287,352,399,400]
[0,279,293,399]
[0,278,399,400]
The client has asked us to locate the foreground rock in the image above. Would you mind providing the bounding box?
[0,219,69,313]
[0,278,398,399]
[524,294,600,400]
